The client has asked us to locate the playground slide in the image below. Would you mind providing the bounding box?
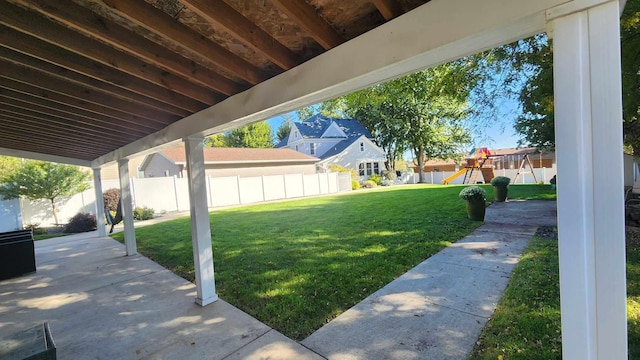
[442,168,467,184]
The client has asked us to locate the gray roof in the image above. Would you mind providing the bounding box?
[296,114,373,139]
[318,139,353,160]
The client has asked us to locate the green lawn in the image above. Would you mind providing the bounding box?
[33,233,66,241]
[111,184,555,340]
[470,230,640,359]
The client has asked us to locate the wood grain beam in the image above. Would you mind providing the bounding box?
[181,0,300,69]
[0,2,219,110]
[0,60,179,126]
[0,116,121,152]
[0,132,108,159]
[371,0,404,20]
[0,43,193,118]
[0,87,160,134]
[101,0,268,84]
[13,0,245,96]
[0,95,149,138]
[269,0,344,49]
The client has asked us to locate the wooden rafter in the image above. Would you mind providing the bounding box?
[101,0,268,85]
[12,0,245,97]
[371,0,404,20]
[269,0,344,50]
[181,0,301,70]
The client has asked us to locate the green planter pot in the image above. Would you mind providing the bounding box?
[466,199,486,221]
[493,185,508,202]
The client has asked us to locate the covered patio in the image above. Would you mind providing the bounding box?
[0,0,629,358]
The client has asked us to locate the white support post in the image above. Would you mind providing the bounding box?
[550,1,627,359]
[92,168,107,237]
[118,159,137,255]
[184,136,218,306]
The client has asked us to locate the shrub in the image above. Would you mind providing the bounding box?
[24,223,46,235]
[382,170,397,180]
[369,174,382,185]
[64,213,97,233]
[103,188,120,212]
[490,176,511,187]
[351,180,361,190]
[381,180,394,187]
[133,206,155,221]
[329,164,359,182]
[362,180,377,188]
[459,186,486,202]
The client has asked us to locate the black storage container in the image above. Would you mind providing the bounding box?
[0,229,36,281]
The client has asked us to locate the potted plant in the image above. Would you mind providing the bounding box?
[490,176,511,202]
[459,186,486,221]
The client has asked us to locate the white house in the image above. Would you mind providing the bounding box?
[276,114,386,180]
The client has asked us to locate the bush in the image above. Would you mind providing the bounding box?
[459,186,486,202]
[103,188,120,212]
[382,170,397,180]
[329,164,359,182]
[24,223,46,235]
[133,206,155,221]
[381,180,394,187]
[490,176,511,187]
[64,213,97,233]
[362,180,377,188]
[369,174,382,185]
[351,180,361,190]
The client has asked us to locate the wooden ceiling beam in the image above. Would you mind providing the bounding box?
[0,79,176,130]
[181,0,301,70]
[371,0,404,20]
[0,117,121,152]
[0,95,149,138]
[0,2,220,109]
[0,133,107,159]
[0,60,179,126]
[0,87,160,134]
[12,0,245,97]
[0,109,138,146]
[268,0,344,50]
[0,44,194,118]
[101,0,268,84]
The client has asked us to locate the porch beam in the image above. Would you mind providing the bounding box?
[184,136,218,306]
[118,159,137,256]
[93,168,107,237]
[550,1,627,358]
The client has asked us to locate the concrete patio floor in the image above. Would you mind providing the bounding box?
[0,233,322,359]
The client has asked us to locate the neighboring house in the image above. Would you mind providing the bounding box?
[276,114,386,179]
[100,154,146,180]
[139,146,319,178]
[414,147,557,173]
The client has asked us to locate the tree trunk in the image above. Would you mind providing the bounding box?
[415,146,425,183]
[50,198,59,225]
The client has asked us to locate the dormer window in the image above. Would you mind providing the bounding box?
[294,130,299,138]
[310,143,316,155]
[360,142,365,152]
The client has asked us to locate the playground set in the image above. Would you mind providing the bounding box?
[441,147,539,185]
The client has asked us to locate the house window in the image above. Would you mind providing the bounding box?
[366,163,372,175]
[310,143,316,155]
[295,145,299,152]
[373,163,380,175]
[294,130,299,138]
[359,162,380,176]
[164,170,170,176]
[359,163,365,176]
[360,142,365,152]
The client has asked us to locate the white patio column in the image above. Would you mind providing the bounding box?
[184,136,218,306]
[550,1,627,359]
[118,159,137,255]
[92,167,107,237]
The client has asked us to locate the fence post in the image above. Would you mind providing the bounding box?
[283,175,288,198]
[207,176,214,208]
[173,176,180,211]
[261,176,266,201]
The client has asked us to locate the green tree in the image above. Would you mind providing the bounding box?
[0,155,22,177]
[276,114,294,142]
[0,161,90,225]
[205,133,228,147]
[622,0,640,155]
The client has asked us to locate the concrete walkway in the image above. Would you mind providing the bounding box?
[0,200,556,359]
[302,200,557,359]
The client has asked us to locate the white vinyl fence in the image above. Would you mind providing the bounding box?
[0,172,352,231]
[406,165,557,185]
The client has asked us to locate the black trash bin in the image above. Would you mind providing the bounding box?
[0,229,36,281]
